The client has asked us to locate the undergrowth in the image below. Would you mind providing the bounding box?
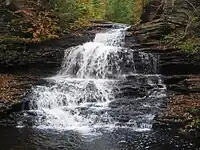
[2,0,150,43]
[162,33,200,54]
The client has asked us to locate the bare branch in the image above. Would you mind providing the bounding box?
[185,0,197,12]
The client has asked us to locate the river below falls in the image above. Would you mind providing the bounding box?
[0,126,199,150]
[0,25,200,150]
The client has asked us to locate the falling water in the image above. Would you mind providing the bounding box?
[27,26,166,134]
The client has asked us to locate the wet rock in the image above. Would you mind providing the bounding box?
[0,74,40,117]
[0,100,5,103]
[124,0,200,135]
[159,52,200,75]
[164,75,200,94]
[109,98,134,108]
[153,118,186,129]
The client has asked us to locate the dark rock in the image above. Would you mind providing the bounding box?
[159,52,200,75]
[141,0,165,23]
[152,120,185,129]
[0,100,6,103]
[124,0,200,135]
[164,75,189,85]
[0,32,94,75]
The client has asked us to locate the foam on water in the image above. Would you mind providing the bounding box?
[28,25,166,134]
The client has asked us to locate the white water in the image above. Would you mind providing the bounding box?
[59,29,128,78]
[28,26,166,134]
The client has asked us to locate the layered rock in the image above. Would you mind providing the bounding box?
[0,74,39,117]
[125,0,200,135]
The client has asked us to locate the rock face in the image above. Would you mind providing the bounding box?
[0,74,39,117]
[0,34,93,74]
[125,0,200,135]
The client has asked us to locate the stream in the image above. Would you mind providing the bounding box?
[0,25,199,150]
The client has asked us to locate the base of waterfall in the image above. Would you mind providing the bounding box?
[8,72,164,135]
[19,27,167,135]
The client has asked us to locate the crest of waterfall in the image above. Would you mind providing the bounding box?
[27,25,166,134]
[59,29,128,79]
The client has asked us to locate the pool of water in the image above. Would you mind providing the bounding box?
[0,126,199,150]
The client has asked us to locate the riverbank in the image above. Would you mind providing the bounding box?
[0,73,40,116]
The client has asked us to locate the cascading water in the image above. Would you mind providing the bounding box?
[27,26,166,134]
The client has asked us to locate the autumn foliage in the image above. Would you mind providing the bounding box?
[14,10,59,42]
[5,0,150,43]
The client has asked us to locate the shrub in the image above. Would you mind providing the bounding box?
[179,37,200,54]
[50,0,81,30]
[105,0,134,24]
[13,9,59,42]
[5,0,151,43]
[162,33,200,54]
[51,0,150,28]
[50,0,107,30]
[105,0,149,24]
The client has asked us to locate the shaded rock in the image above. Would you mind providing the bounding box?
[0,74,39,117]
[159,52,200,75]
[0,32,94,75]
[124,0,200,135]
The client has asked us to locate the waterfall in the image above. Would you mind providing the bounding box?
[27,26,166,134]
